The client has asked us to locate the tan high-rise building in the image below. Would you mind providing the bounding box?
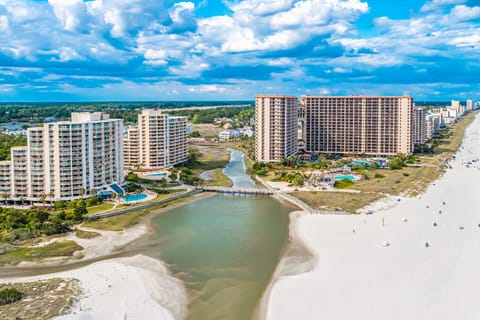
[0,112,124,203]
[124,126,139,168]
[124,109,187,170]
[302,95,414,156]
[255,94,298,162]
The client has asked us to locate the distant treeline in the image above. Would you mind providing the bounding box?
[0,101,253,124]
[0,134,27,160]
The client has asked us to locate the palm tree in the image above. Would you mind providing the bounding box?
[47,191,55,205]
[40,193,47,209]
[2,193,9,205]
[134,189,142,199]
[79,187,85,199]
[91,189,98,197]
[19,197,25,207]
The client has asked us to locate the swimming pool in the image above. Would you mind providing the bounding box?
[146,172,166,177]
[122,193,148,202]
[334,175,356,182]
[353,160,370,167]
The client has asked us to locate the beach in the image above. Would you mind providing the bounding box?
[266,113,480,320]
[2,255,188,320]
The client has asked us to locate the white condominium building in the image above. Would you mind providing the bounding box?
[0,112,124,203]
[412,106,427,145]
[301,95,414,156]
[124,109,187,170]
[255,94,298,162]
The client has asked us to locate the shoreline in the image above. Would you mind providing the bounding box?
[0,192,214,319]
[265,112,480,319]
[1,255,188,320]
[255,210,316,320]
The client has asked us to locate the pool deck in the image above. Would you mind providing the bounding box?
[121,190,157,204]
[139,172,168,180]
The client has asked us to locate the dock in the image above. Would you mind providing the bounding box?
[202,186,274,196]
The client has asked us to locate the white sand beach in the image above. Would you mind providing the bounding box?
[266,113,480,320]
[2,255,188,320]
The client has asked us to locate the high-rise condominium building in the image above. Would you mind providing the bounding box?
[255,94,298,162]
[466,99,473,111]
[412,106,427,145]
[0,112,124,203]
[301,95,414,156]
[124,126,139,168]
[124,109,187,170]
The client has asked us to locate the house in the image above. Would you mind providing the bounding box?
[219,129,242,141]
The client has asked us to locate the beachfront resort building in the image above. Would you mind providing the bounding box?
[412,106,427,145]
[124,109,187,170]
[255,94,298,162]
[0,112,124,203]
[301,95,414,157]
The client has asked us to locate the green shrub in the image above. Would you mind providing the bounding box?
[374,173,384,179]
[403,173,410,177]
[0,287,22,305]
[85,197,100,207]
[54,201,65,209]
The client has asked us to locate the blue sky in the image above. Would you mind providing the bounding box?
[0,0,479,101]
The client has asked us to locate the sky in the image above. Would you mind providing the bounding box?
[0,0,479,102]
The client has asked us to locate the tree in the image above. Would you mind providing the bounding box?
[2,193,9,205]
[187,147,201,164]
[19,197,25,206]
[91,189,98,197]
[47,191,55,204]
[40,193,47,209]
[79,187,86,199]
[73,205,87,222]
[169,172,178,182]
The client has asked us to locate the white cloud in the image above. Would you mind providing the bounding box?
[447,4,480,22]
[421,0,466,12]
[0,15,9,33]
[56,47,84,62]
[48,0,88,32]
[170,2,195,23]
[188,84,225,93]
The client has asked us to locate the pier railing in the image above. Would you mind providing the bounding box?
[202,186,274,195]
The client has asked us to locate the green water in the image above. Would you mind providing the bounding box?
[138,195,292,320]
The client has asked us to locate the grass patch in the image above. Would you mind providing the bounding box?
[434,110,478,158]
[351,166,440,197]
[0,287,22,305]
[293,191,384,213]
[81,209,149,231]
[334,179,354,189]
[75,229,100,239]
[203,168,233,187]
[86,202,114,215]
[0,240,83,265]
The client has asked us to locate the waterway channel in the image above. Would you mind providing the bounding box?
[0,148,295,320]
[135,148,294,320]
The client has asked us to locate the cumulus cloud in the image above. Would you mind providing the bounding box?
[421,0,467,12]
[48,0,88,32]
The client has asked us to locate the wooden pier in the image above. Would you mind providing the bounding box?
[202,186,274,196]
